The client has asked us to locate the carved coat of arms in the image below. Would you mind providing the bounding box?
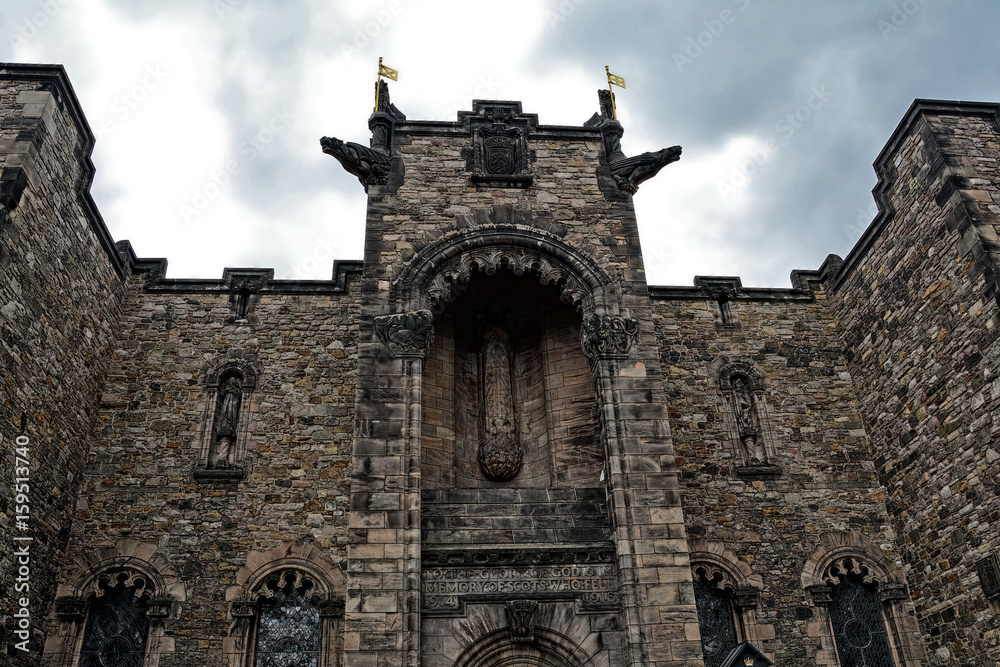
[482,129,519,175]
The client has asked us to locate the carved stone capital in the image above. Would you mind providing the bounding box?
[54,596,88,620]
[374,309,434,357]
[806,585,832,605]
[318,599,345,618]
[146,598,172,618]
[733,588,761,609]
[580,314,638,364]
[878,583,909,602]
[506,599,538,643]
[230,599,257,618]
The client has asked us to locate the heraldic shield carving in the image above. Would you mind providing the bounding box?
[482,128,519,176]
[467,101,534,187]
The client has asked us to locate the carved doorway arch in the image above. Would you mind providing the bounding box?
[452,627,593,667]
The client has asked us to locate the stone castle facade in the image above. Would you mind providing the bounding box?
[2,62,1000,667]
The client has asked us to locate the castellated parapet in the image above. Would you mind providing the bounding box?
[1,61,999,667]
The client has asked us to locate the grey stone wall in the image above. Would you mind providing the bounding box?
[833,102,1000,666]
[0,66,126,664]
[44,271,361,665]
[651,284,911,665]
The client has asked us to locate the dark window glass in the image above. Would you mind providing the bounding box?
[829,573,896,667]
[79,581,150,667]
[694,573,739,667]
[254,581,321,667]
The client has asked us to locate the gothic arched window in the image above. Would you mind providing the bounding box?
[226,547,345,667]
[78,571,153,667]
[689,554,765,667]
[827,566,896,667]
[693,570,739,667]
[252,573,322,667]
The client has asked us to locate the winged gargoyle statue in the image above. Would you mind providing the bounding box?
[587,89,682,194]
[319,136,390,192]
[320,80,401,192]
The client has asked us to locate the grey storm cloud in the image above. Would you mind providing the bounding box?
[3,0,999,285]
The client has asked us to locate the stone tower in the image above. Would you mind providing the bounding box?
[321,87,697,666]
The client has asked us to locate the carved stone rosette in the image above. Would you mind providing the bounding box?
[373,309,434,357]
[478,327,522,481]
[506,599,538,643]
[580,314,638,365]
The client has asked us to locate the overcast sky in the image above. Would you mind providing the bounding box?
[4,0,999,287]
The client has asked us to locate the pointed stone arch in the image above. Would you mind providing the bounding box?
[45,539,184,666]
[224,542,345,667]
[801,532,925,666]
[451,626,599,667]
[688,540,770,661]
[390,225,621,316]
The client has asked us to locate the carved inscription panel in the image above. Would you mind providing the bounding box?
[422,564,619,610]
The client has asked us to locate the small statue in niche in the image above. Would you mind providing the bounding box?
[477,311,523,481]
[731,375,763,464]
[209,375,242,468]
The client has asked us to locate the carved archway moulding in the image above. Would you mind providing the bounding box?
[688,539,763,595]
[707,356,767,391]
[390,225,621,315]
[801,531,905,591]
[54,538,185,605]
[227,541,346,603]
[204,357,263,391]
[451,626,594,667]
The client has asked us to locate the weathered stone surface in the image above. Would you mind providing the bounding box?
[4,62,1000,667]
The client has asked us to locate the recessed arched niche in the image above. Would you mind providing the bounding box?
[421,269,602,489]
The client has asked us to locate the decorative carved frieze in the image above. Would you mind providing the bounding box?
[425,247,588,308]
[373,309,434,357]
[506,599,538,643]
[422,560,620,612]
[422,545,616,567]
[580,314,638,364]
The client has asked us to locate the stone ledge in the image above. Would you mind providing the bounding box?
[734,464,783,480]
[193,467,244,484]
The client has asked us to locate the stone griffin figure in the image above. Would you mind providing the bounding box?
[319,136,390,192]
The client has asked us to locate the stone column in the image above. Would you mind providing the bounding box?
[581,313,703,667]
[344,310,432,667]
